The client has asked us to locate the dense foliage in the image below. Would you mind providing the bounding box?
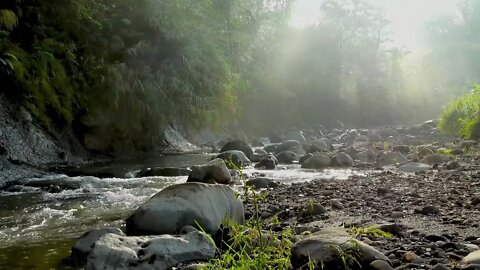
[439,86,480,139]
[0,0,291,153]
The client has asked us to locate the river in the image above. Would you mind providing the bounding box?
[0,153,361,269]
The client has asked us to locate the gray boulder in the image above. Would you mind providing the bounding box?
[374,151,408,168]
[126,182,244,235]
[246,178,279,189]
[85,231,215,270]
[331,152,354,167]
[254,155,277,170]
[303,141,328,153]
[398,162,431,173]
[72,227,125,266]
[215,150,252,168]
[422,154,448,165]
[301,154,331,169]
[220,140,253,159]
[187,158,231,184]
[275,140,303,154]
[275,151,297,164]
[291,229,389,269]
[462,250,480,267]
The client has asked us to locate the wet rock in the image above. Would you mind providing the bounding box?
[126,182,244,235]
[220,140,253,160]
[301,153,331,169]
[255,155,277,170]
[331,152,354,167]
[302,203,327,216]
[303,141,328,153]
[72,227,125,266]
[398,162,430,173]
[369,260,394,270]
[377,223,402,237]
[422,154,448,165]
[246,178,279,189]
[415,205,440,215]
[374,151,408,168]
[299,153,313,165]
[137,167,191,177]
[275,151,297,164]
[276,140,302,154]
[402,251,421,263]
[445,161,460,170]
[215,150,251,168]
[187,158,231,184]
[290,229,389,269]
[331,200,344,209]
[85,231,215,270]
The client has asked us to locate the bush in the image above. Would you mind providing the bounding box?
[439,85,480,139]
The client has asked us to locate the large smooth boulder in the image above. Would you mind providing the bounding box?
[374,151,408,168]
[276,140,302,153]
[301,154,331,169]
[462,250,480,267]
[86,231,215,270]
[220,140,253,160]
[72,227,125,266]
[275,151,297,164]
[187,158,231,184]
[398,162,430,173]
[331,152,354,167]
[291,229,389,270]
[303,141,328,153]
[215,150,252,168]
[254,155,277,170]
[126,183,244,235]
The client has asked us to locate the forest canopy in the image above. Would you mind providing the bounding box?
[1,0,479,153]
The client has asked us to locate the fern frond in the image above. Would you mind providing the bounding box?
[0,10,18,30]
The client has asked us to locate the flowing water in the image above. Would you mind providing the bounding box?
[0,153,362,270]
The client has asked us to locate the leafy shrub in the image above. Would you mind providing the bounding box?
[439,85,480,139]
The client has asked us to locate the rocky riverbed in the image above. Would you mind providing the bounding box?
[2,120,480,269]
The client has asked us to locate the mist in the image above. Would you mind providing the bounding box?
[240,0,479,135]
